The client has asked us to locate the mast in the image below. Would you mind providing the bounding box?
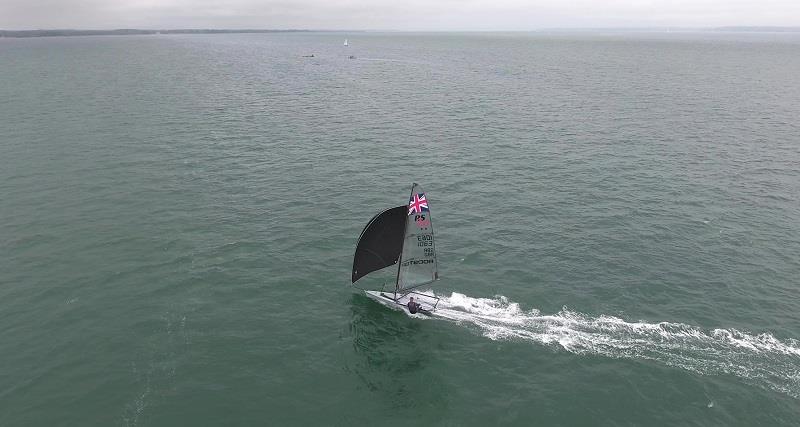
[394,183,415,299]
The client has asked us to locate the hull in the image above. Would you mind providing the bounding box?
[364,290,437,316]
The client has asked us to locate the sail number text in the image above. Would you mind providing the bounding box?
[417,235,433,247]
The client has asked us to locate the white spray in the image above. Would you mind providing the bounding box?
[423,291,800,398]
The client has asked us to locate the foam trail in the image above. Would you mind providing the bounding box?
[428,291,800,398]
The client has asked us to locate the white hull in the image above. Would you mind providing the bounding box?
[364,290,438,315]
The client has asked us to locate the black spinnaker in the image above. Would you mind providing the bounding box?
[351,206,406,283]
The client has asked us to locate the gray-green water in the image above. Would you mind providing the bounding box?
[2,32,799,426]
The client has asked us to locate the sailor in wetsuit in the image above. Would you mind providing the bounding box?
[407,296,421,314]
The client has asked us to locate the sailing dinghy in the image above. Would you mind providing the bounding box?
[352,183,440,315]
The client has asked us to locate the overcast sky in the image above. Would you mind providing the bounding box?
[1,0,799,31]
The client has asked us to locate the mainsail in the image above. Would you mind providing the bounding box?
[397,183,438,292]
[351,206,406,283]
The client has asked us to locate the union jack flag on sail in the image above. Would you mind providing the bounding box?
[408,193,429,215]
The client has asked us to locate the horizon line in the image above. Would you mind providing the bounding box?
[2,26,800,36]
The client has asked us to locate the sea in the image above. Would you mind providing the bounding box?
[1,31,799,426]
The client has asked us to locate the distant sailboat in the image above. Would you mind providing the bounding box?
[343,39,348,46]
[352,183,440,315]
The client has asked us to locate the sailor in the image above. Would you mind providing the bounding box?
[407,296,420,314]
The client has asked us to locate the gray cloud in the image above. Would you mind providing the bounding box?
[1,0,798,30]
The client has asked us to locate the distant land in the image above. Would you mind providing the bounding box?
[713,26,800,32]
[543,26,800,33]
[0,27,798,38]
[0,29,313,38]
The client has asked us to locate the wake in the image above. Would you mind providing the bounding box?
[428,292,800,398]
